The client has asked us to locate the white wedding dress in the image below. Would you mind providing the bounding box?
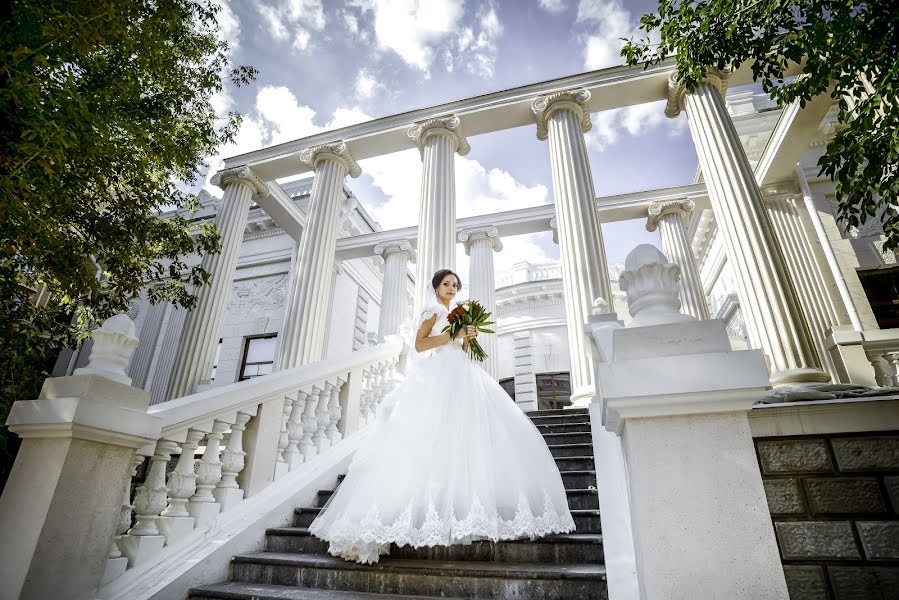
[309,302,575,564]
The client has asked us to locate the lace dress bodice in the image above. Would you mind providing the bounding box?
[420,303,464,353]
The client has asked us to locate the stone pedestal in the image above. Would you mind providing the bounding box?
[375,240,416,341]
[594,246,788,598]
[667,71,828,385]
[408,116,469,316]
[459,227,502,378]
[167,167,269,399]
[533,89,613,405]
[0,316,161,600]
[279,142,361,368]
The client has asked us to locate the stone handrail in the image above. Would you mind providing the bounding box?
[105,336,404,587]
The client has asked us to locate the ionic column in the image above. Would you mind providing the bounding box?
[374,240,416,341]
[459,227,502,378]
[167,167,269,399]
[127,299,167,390]
[667,70,829,385]
[279,142,361,368]
[646,200,710,320]
[763,183,843,380]
[533,89,613,405]
[408,116,469,315]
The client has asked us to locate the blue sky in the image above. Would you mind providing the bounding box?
[206,0,700,283]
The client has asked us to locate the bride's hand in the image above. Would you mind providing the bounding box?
[461,326,478,340]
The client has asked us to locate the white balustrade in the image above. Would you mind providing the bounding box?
[326,378,345,445]
[312,385,331,452]
[215,411,252,511]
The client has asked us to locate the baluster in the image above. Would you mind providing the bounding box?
[119,439,176,566]
[286,390,308,469]
[358,368,373,425]
[300,387,321,459]
[158,429,205,544]
[371,362,385,412]
[274,395,292,479]
[188,420,229,530]
[313,384,331,452]
[870,353,893,386]
[102,454,145,584]
[887,352,899,387]
[214,411,251,511]
[326,378,345,445]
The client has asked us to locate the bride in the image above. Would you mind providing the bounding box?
[309,269,575,563]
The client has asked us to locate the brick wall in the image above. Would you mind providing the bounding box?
[755,432,899,599]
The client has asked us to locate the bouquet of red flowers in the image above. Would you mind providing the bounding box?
[442,300,495,361]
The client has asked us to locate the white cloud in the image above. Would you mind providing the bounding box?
[539,0,567,14]
[585,100,686,152]
[214,0,241,53]
[355,69,379,99]
[258,0,326,52]
[576,0,633,70]
[354,0,464,72]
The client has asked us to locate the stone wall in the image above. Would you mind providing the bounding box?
[755,432,899,599]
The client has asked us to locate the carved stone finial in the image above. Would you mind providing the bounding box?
[300,141,362,178]
[374,239,417,263]
[407,116,470,157]
[618,245,695,327]
[646,199,696,232]
[531,89,592,141]
[210,166,270,198]
[73,314,139,385]
[458,226,503,255]
[665,67,732,119]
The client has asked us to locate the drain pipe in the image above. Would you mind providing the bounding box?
[795,165,864,332]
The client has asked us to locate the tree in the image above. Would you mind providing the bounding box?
[0,0,256,489]
[622,0,898,250]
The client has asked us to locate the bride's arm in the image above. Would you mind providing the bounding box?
[414,315,455,352]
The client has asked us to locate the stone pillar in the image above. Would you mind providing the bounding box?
[513,331,538,412]
[593,245,788,598]
[667,70,829,385]
[167,167,269,399]
[408,116,469,315]
[646,199,710,320]
[127,299,167,390]
[374,240,416,341]
[533,89,613,405]
[279,142,361,369]
[0,315,161,600]
[148,305,186,405]
[459,227,502,378]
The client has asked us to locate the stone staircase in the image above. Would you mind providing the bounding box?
[188,407,607,599]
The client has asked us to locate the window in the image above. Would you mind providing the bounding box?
[499,377,516,400]
[239,334,277,381]
[210,339,222,381]
[536,372,571,410]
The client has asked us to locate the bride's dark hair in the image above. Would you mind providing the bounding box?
[431,269,462,291]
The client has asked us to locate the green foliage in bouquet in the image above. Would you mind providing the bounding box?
[442,300,495,362]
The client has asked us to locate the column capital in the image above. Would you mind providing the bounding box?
[374,239,416,263]
[760,181,802,201]
[531,89,592,141]
[646,199,696,232]
[458,226,503,255]
[549,216,559,244]
[407,115,470,157]
[300,141,361,178]
[211,166,270,198]
[665,68,731,118]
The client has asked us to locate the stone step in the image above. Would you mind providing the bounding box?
[315,486,598,511]
[530,414,595,426]
[526,408,589,418]
[561,469,597,490]
[267,527,604,564]
[548,443,594,458]
[541,431,592,445]
[566,488,600,510]
[189,582,452,599]
[554,455,596,471]
[536,422,592,434]
[294,507,600,533]
[229,552,608,599]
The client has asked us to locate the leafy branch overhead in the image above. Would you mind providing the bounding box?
[622,0,898,251]
[0,0,256,488]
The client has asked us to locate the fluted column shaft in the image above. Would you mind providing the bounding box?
[764,185,842,380]
[375,241,415,341]
[533,89,613,405]
[279,142,361,369]
[459,227,501,379]
[409,117,469,315]
[167,167,269,399]
[669,72,828,385]
[128,299,167,390]
[647,200,710,320]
